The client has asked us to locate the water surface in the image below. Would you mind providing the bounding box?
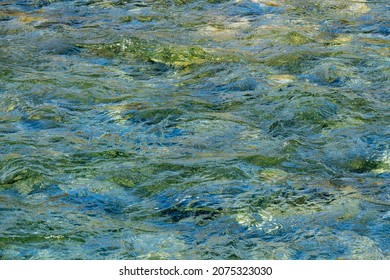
[0,0,389,259]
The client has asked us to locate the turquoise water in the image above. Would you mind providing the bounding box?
[0,0,389,259]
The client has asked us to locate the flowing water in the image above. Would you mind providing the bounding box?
[0,0,389,259]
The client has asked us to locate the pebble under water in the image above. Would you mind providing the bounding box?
[0,0,389,259]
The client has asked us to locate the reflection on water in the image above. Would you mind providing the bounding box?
[0,0,389,259]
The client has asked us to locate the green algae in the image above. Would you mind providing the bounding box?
[78,37,244,67]
[0,167,47,195]
[281,31,313,45]
[240,154,285,167]
[119,16,133,23]
[286,0,371,19]
[258,168,290,182]
[263,50,347,73]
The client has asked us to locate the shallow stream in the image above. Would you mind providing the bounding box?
[0,0,389,259]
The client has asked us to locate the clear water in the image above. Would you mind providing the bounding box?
[0,0,389,259]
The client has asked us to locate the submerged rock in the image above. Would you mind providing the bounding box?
[264,51,333,73]
[215,77,258,92]
[258,168,289,182]
[286,0,370,19]
[267,74,296,86]
[281,31,313,45]
[78,37,241,68]
[293,229,383,259]
[0,165,47,194]
[303,62,353,86]
[372,150,390,175]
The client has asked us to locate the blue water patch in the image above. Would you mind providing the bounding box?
[228,0,282,17]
